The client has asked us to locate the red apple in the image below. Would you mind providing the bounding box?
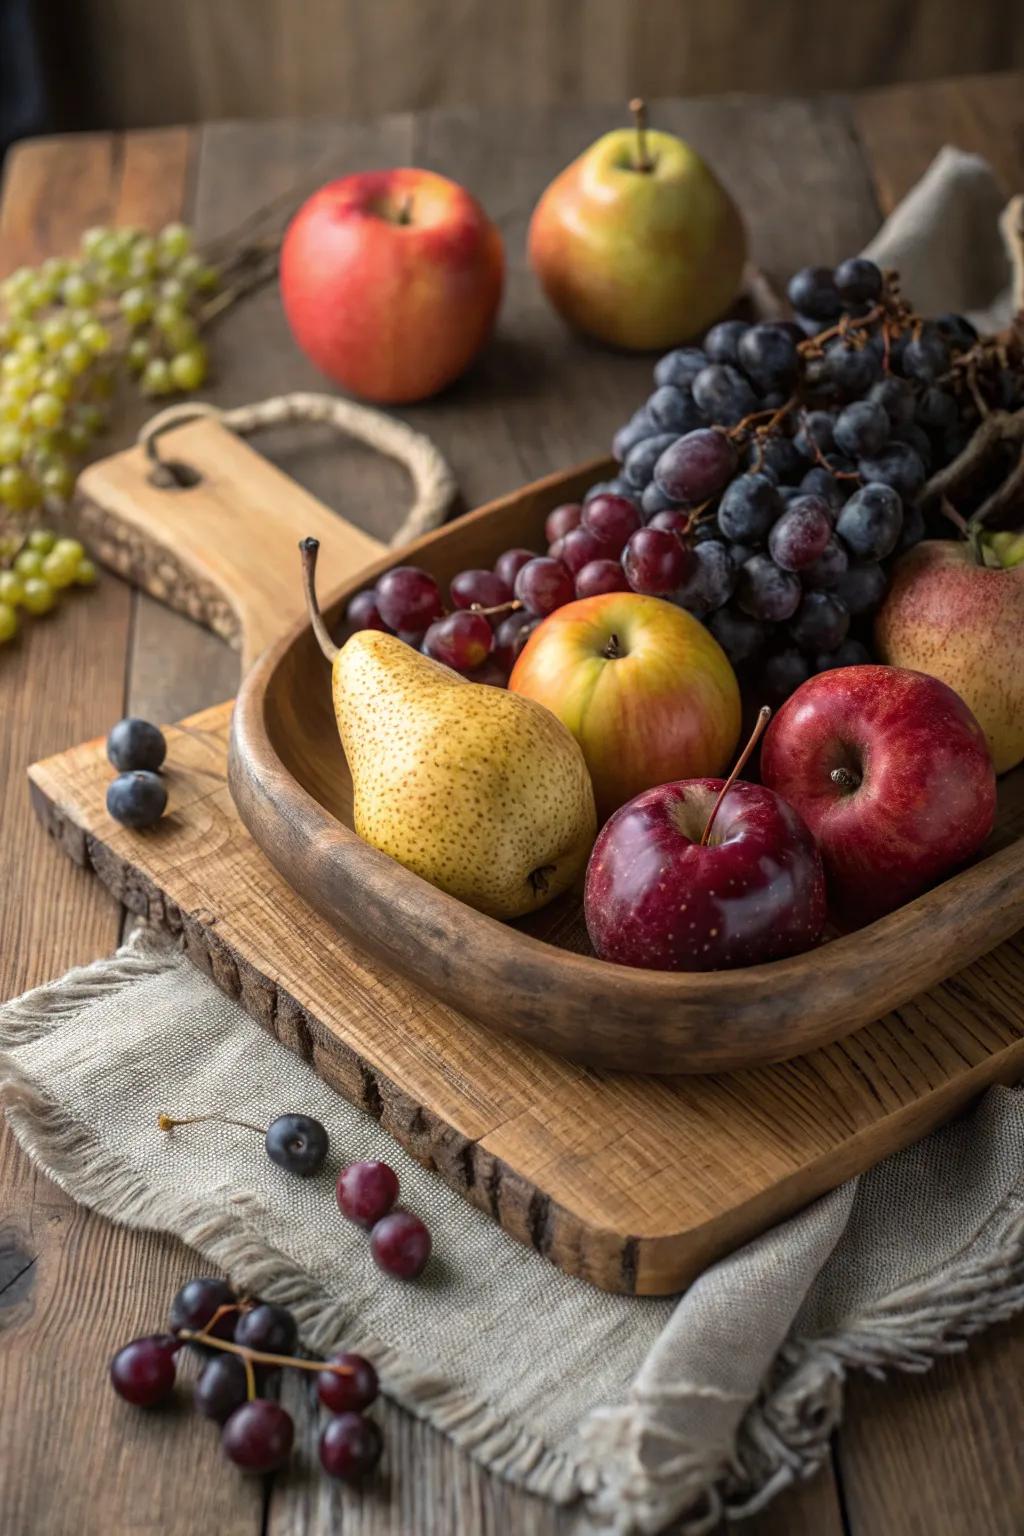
[280,168,504,404]
[508,591,741,821]
[760,664,996,927]
[584,777,826,971]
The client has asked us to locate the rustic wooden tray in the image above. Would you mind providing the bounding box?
[39,417,1024,1295]
[27,705,1024,1295]
[229,455,1024,1074]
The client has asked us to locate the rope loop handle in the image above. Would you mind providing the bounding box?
[137,393,458,548]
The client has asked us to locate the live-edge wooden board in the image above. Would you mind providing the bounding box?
[29,705,1024,1295]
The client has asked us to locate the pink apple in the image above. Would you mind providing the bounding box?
[584,777,826,971]
[760,664,996,926]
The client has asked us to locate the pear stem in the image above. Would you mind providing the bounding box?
[300,537,340,663]
[629,98,652,172]
[700,706,771,848]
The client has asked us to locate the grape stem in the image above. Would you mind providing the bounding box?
[178,1328,356,1379]
[300,537,341,663]
[629,98,652,172]
[158,1111,267,1137]
[699,706,771,848]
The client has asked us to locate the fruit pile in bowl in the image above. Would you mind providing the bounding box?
[265,247,1024,995]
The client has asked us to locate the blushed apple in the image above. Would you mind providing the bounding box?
[875,538,1024,773]
[508,590,740,820]
[280,168,504,403]
[761,664,996,927]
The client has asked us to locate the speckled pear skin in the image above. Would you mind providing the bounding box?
[332,630,597,919]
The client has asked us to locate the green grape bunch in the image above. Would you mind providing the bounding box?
[0,221,218,647]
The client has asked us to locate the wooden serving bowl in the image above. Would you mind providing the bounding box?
[229,459,1024,1075]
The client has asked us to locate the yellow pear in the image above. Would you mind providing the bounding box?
[301,540,597,919]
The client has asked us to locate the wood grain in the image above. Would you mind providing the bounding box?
[77,418,385,666]
[0,127,258,1536]
[26,703,1024,1295]
[5,73,1024,1533]
[48,2,1024,130]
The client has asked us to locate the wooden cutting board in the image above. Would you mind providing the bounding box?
[31,418,1024,1295]
[29,707,1024,1295]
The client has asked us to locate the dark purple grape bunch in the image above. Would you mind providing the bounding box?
[343,253,985,708]
[337,1160,432,1281]
[110,1274,384,1483]
[105,717,168,828]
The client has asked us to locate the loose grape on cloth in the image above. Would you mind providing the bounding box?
[3,926,1024,1535]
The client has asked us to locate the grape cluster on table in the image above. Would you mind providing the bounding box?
[0,222,220,649]
[110,1275,384,1482]
[345,255,1004,702]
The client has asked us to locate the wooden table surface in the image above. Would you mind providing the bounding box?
[2,72,1024,1536]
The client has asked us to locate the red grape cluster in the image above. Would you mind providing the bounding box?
[110,1277,383,1481]
[345,257,1009,704]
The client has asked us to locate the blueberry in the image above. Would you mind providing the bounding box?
[265,1113,329,1177]
[106,770,167,828]
[106,717,166,773]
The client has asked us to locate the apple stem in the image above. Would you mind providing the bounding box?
[629,98,652,172]
[700,706,771,848]
[300,537,340,663]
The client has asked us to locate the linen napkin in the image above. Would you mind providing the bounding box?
[2,928,1023,1535]
[3,146,1024,1535]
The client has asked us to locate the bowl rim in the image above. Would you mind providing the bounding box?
[229,463,1024,1074]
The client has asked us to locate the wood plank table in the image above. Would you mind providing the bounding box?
[2,72,1023,1536]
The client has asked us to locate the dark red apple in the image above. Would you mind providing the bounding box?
[760,664,996,926]
[584,776,826,971]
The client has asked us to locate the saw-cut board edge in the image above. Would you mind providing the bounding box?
[74,417,386,668]
[27,705,1024,1295]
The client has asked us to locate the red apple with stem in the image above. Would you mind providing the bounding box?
[584,707,827,970]
[760,664,996,927]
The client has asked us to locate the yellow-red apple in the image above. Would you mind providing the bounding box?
[875,539,1024,773]
[508,591,741,820]
[280,168,504,404]
[528,101,746,351]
